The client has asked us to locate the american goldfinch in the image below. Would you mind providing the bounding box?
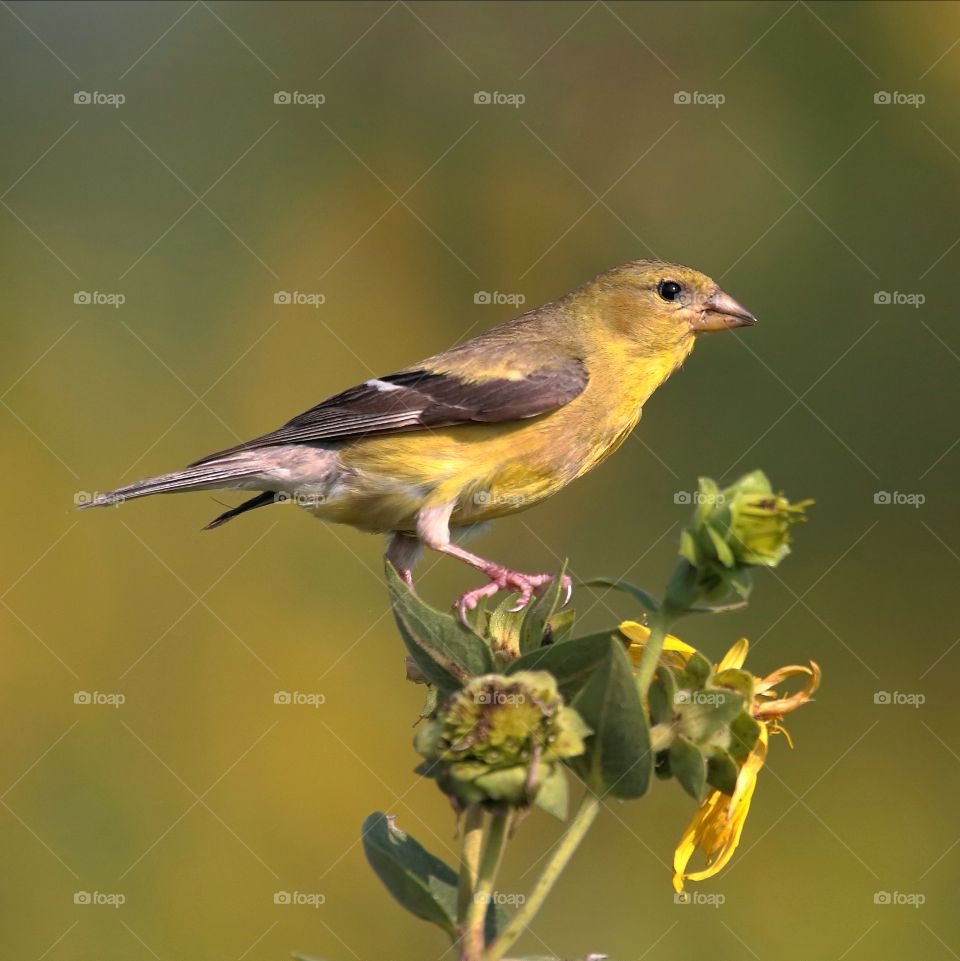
[81,260,755,619]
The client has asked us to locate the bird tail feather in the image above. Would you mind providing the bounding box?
[203,491,277,530]
[77,456,264,510]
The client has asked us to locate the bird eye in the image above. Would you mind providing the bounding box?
[658,280,682,302]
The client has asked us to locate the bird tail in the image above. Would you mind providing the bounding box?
[77,455,266,512]
[203,491,277,530]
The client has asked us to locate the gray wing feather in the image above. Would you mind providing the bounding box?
[193,362,587,464]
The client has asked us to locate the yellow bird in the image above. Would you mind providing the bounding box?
[81,260,756,619]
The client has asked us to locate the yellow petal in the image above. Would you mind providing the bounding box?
[717,637,749,671]
[672,727,768,891]
[672,792,724,891]
[620,621,696,662]
[683,775,758,883]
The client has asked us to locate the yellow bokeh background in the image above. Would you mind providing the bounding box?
[2,3,959,959]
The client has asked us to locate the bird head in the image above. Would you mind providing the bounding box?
[583,259,756,360]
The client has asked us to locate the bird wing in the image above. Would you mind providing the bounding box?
[192,359,587,464]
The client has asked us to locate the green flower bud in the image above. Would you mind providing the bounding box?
[680,471,812,575]
[415,672,590,808]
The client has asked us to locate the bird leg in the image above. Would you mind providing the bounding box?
[435,542,572,624]
[415,504,572,624]
[386,531,422,590]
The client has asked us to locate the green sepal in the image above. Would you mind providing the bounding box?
[647,666,676,725]
[706,748,739,795]
[533,763,570,820]
[676,688,745,742]
[728,712,762,764]
[413,758,439,779]
[713,667,755,700]
[386,562,494,692]
[669,736,707,801]
[681,652,713,687]
[706,524,736,568]
[727,566,753,599]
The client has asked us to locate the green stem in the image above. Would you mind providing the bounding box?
[634,608,671,697]
[462,809,512,961]
[458,805,486,921]
[484,792,601,961]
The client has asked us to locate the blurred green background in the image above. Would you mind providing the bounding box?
[2,1,959,958]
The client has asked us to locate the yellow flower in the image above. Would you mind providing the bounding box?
[673,724,768,891]
[619,623,819,891]
[620,620,696,671]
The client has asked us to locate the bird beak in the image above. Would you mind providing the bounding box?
[691,289,757,333]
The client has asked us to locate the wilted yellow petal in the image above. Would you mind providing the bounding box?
[754,661,820,719]
[767,720,795,748]
[672,727,768,892]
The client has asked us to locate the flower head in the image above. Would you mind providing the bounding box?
[620,624,819,891]
[415,672,590,808]
[679,471,812,595]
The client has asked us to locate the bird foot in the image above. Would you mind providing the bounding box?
[455,569,573,625]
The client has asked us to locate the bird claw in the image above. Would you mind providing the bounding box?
[456,571,573,626]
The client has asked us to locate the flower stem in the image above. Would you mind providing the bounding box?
[462,809,512,961]
[483,792,601,961]
[458,805,485,921]
[634,610,670,697]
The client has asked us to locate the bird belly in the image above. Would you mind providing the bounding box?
[331,399,642,533]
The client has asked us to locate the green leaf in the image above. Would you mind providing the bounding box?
[669,736,707,801]
[386,562,494,692]
[533,764,570,820]
[506,633,615,703]
[361,812,459,938]
[488,596,524,655]
[519,563,569,655]
[584,577,661,613]
[706,749,739,795]
[569,638,651,799]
